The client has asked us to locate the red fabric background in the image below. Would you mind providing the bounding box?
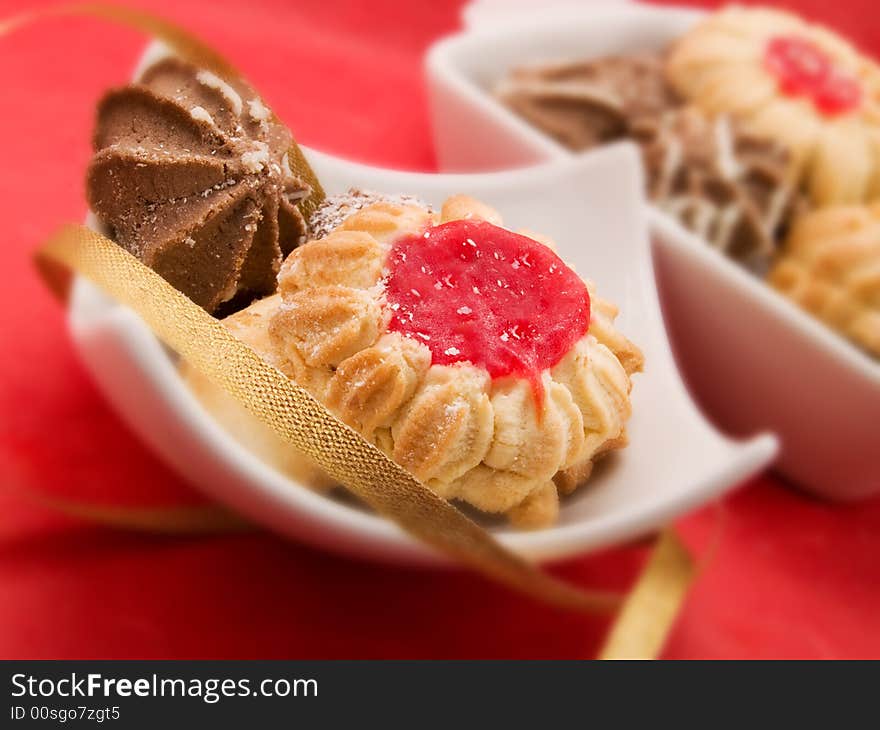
[0,0,878,659]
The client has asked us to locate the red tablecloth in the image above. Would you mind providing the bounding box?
[1,0,878,659]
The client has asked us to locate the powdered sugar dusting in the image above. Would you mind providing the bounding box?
[308,188,432,240]
[189,106,215,125]
[196,70,243,116]
[241,141,270,174]
[247,98,271,122]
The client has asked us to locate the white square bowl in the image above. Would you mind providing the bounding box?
[425,3,880,500]
[67,39,776,565]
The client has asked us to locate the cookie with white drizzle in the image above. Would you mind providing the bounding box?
[633,107,802,272]
[496,53,803,271]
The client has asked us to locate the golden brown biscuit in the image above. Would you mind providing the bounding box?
[246,195,641,528]
[769,203,880,357]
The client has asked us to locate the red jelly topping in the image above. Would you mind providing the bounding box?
[764,35,861,116]
[384,220,591,387]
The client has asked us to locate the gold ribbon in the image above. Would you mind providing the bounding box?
[598,531,695,659]
[10,481,249,535]
[6,2,696,656]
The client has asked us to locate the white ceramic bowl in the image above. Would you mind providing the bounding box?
[70,133,775,565]
[426,3,880,501]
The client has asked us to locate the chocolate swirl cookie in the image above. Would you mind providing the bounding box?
[87,57,310,313]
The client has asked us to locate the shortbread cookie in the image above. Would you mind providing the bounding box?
[223,195,642,528]
[667,6,880,206]
[309,189,431,240]
[769,204,880,358]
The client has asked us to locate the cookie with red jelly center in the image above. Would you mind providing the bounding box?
[257,196,642,528]
[384,220,591,385]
